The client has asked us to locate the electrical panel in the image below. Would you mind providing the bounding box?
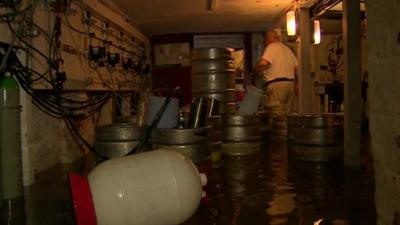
[0,0,150,91]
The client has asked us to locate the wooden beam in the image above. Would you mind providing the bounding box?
[343,0,362,167]
[298,0,318,8]
[298,8,313,113]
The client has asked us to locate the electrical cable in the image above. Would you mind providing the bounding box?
[31,97,63,119]
[64,16,139,57]
[18,66,50,82]
[9,50,108,105]
[63,21,93,75]
[0,5,28,73]
[129,96,171,154]
[30,21,51,39]
[64,116,107,159]
[40,93,110,112]
[9,49,52,83]
[0,3,148,158]
[2,45,112,119]
[17,65,109,156]
[127,87,180,155]
[64,10,147,79]
[34,92,110,117]
[0,4,32,18]
[5,18,49,60]
[34,92,108,111]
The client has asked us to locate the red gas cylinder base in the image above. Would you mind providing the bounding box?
[69,173,97,225]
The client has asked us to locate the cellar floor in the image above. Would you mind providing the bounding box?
[24,139,375,225]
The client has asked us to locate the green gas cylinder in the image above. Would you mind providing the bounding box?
[0,73,25,224]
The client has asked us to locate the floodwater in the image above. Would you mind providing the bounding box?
[25,140,376,225]
[184,140,376,225]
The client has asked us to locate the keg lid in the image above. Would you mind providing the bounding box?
[69,173,97,225]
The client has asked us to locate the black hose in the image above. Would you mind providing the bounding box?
[64,117,107,160]
[0,20,118,159]
[127,87,180,155]
[5,19,49,60]
[127,96,171,155]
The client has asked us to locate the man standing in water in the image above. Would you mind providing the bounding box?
[256,30,298,118]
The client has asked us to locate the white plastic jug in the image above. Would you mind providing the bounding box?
[238,85,265,115]
[70,150,207,225]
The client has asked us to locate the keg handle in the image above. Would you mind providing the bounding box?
[193,126,211,136]
[188,97,208,128]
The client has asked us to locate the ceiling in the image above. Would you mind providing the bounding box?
[329,2,366,11]
[108,0,295,35]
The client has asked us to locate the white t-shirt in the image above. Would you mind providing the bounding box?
[261,42,298,81]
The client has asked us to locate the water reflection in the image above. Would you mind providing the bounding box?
[25,141,375,225]
[184,140,375,225]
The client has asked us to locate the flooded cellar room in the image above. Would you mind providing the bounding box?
[0,0,399,224]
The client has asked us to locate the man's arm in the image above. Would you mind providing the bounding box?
[256,58,270,72]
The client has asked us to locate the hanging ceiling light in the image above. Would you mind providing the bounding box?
[206,0,218,11]
[286,11,296,36]
[313,20,321,44]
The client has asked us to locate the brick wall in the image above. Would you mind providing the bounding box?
[366,0,400,224]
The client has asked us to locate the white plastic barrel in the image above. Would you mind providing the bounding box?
[70,150,206,225]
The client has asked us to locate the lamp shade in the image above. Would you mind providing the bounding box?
[313,20,321,44]
[286,11,296,36]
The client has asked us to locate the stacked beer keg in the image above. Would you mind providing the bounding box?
[191,48,236,114]
[221,115,262,156]
[206,116,223,163]
[268,114,289,141]
[256,110,270,136]
[288,113,344,162]
[95,122,146,159]
[152,126,211,165]
[191,48,263,156]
